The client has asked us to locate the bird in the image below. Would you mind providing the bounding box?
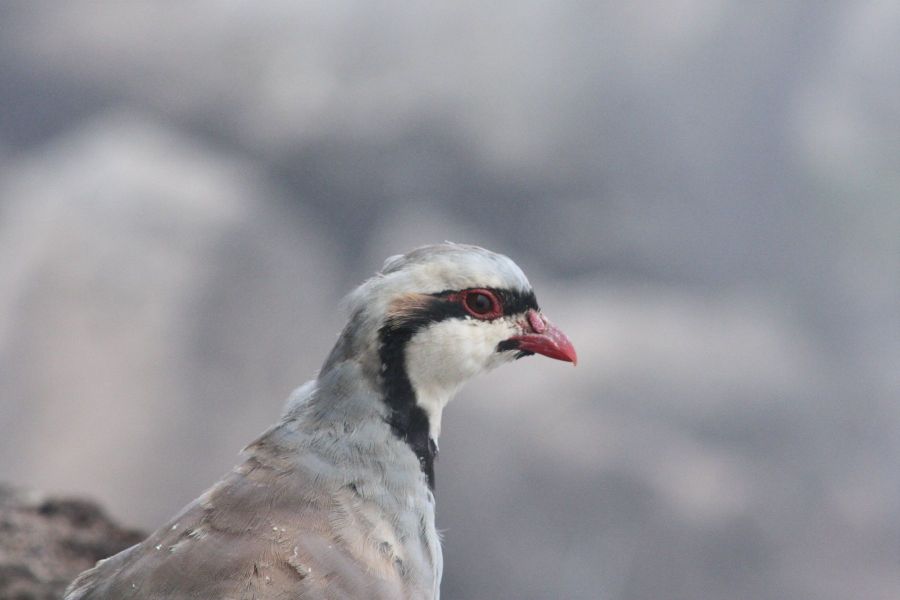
[64,243,577,600]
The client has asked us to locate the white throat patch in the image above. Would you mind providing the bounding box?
[403,316,519,439]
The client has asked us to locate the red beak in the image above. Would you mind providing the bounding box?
[506,310,577,365]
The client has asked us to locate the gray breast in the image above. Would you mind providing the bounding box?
[65,366,442,600]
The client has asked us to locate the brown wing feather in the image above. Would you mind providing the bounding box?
[65,443,412,600]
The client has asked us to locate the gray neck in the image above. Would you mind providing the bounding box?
[316,315,438,488]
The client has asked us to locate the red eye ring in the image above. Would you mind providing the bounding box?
[460,289,503,320]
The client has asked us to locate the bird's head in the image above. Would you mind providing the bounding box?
[325,243,576,445]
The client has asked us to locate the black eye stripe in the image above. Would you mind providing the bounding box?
[491,288,540,315]
[430,287,539,316]
[382,288,538,336]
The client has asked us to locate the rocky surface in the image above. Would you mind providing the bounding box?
[0,484,143,600]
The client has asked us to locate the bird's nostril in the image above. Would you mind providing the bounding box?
[527,309,546,333]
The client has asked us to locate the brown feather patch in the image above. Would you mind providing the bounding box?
[385,293,435,327]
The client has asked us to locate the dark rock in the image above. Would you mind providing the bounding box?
[0,483,144,599]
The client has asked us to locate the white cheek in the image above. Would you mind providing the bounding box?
[406,318,516,386]
[404,317,517,437]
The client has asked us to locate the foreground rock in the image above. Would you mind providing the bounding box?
[0,484,143,600]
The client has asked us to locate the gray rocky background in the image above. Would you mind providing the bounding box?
[0,2,898,599]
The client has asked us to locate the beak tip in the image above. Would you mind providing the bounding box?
[507,317,577,366]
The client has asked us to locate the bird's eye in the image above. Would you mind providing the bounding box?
[462,289,501,319]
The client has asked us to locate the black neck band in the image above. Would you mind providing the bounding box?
[378,317,439,489]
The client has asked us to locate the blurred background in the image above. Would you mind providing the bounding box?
[0,2,898,599]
